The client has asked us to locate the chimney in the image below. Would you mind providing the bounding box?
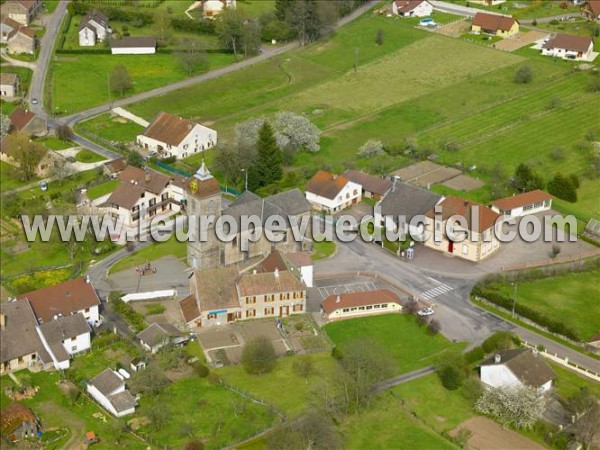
[65,290,71,297]
[145,170,151,183]
[274,268,279,278]
[335,295,340,303]
[333,174,337,181]
[85,275,90,284]
[494,354,501,364]
[0,313,6,330]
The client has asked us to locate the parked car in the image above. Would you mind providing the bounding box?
[40,180,48,191]
[417,308,435,316]
[31,98,38,105]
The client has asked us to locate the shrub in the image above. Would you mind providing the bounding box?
[481,331,514,354]
[241,336,277,374]
[464,346,485,364]
[294,321,304,331]
[194,363,210,378]
[111,297,146,332]
[547,173,577,202]
[514,66,533,84]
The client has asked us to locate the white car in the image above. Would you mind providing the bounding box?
[417,308,435,316]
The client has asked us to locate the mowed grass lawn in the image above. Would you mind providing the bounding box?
[78,113,145,144]
[109,236,187,274]
[216,351,338,417]
[497,270,600,342]
[51,52,236,114]
[324,314,464,374]
[137,376,276,449]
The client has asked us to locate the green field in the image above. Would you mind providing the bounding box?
[496,270,600,342]
[34,136,74,150]
[324,314,464,374]
[216,351,338,417]
[109,236,187,274]
[78,113,145,144]
[311,239,337,261]
[86,179,119,200]
[75,149,106,163]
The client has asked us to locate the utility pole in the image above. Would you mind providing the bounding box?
[107,72,111,110]
[354,47,359,73]
[512,282,517,318]
[241,168,248,191]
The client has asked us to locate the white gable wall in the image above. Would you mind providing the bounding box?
[137,124,217,160]
[306,180,362,212]
[393,1,433,17]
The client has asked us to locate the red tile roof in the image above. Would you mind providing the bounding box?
[542,33,594,53]
[321,289,401,315]
[8,108,36,131]
[179,294,200,324]
[17,277,100,323]
[584,0,600,16]
[0,401,37,435]
[426,196,500,233]
[344,170,392,196]
[117,166,170,195]
[472,12,517,32]
[491,190,552,212]
[306,170,351,200]
[394,0,429,13]
[142,112,199,147]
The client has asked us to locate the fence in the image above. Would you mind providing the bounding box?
[499,249,600,272]
[521,340,600,382]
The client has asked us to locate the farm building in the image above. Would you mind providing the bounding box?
[137,323,183,354]
[490,190,552,217]
[321,289,403,321]
[1,0,41,26]
[391,0,433,17]
[582,0,600,21]
[137,111,217,159]
[78,10,109,47]
[110,36,156,55]
[471,12,519,37]
[0,73,20,98]
[344,169,392,200]
[305,170,362,213]
[0,402,41,443]
[87,369,137,417]
[480,349,556,394]
[542,33,595,61]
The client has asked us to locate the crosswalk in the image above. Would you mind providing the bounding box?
[419,281,453,301]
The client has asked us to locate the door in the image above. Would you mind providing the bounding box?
[227,313,235,323]
[448,241,454,253]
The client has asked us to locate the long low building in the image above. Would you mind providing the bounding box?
[491,190,552,217]
[321,289,403,321]
[110,36,156,54]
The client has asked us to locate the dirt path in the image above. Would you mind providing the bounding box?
[37,401,86,450]
[450,417,546,450]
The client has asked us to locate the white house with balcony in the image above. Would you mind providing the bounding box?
[137,112,217,160]
[305,170,362,213]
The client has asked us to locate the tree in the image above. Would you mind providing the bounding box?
[56,124,74,141]
[531,18,537,26]
[47,158,75,183]
[358,139,385,158]
[260,12,295,42]
[179,39,207,75]
[266,410,341,450]
[183,439,205,450]
[437,352,468,390]
[235,117,265,151]
[108,419,127,445]
[4,132,48,181]
[213,144,257,187]
[0,114,11,139]
[109,65,132,96]
[129,364,169,395]
[125,149,144,168]
[274,111,320,153]
[428,319,441,335]
[287,0,335,46]
[217,9,244,58]
[275,0,295,21]
[293,354,315,379]
[154,9,172,45]
[512,163,544,193]
[475,386,544,429]
[251,121,283,190]
[242,19,262,58]
[566,388,600,449]
[514,65,533,84]
[375,29,384,46]
[241,335,277,374]
[146,403,170,430]
[547,173,577,202]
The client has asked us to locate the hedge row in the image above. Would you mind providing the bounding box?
[111,297,146,332]
[473,285,580,342]
[71,1,154,26]
[171,17,216,35]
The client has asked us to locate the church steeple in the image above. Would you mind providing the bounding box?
[194,159,213,181]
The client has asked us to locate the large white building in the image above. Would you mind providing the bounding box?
[305,170,362,213]
[480,349,556,394]
[78,11,109,47]
[87,369,137,417]
[110,36,156,55]
[490,190,552,218]
[391,0,433,17]
[137,112,217,159]
[321,289,402,321]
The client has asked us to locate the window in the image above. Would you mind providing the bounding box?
[246,309,256,318]
[373,304,380,309]
[85,308,90,313]
[366,305,372,310]
[342,308,349,313]
[350,307,357,311]
[381,304,388,308]
[293,304,303,312]
[346,193,349,199]
[71,346,77,352]
[264,307,274,315]
[435,222,441,231]
[353,189,358,195]
[207,313,217,319]
[358,306,365,311]
[71,336,77,342]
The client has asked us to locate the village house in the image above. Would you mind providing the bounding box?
[17,277,101,325]
[200,0,237,18]
[480,349,556,394]
[0,402,41,443]
[137,323,183,354]
[375,181,442,241]
[542,33,595,61]
[87,369,137,417]
[181,251,307,328]
[582,0,600,21]
[78,10,109,47]
[0,15,34,54]
[491,189,552,217]
[1,0,41,26]
[102,157,128,178]
[471,12,519,37]
[186,162,312,269]
[98,166,179,238]
[423,196,501,262]
[0,72,20,98]
[8,108,46,136]
[37,314,91,370]
[344,169,392,200]
[391,0,433,17]
[0,16,20,42]
[305,170,362,213]
[110,36,156,54]
[137,111,217,160]
[321,289,403,321]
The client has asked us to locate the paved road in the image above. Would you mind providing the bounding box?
[374,366,436,393]
[29,0,68,116]
[58,0,379,127]
[0,49,36,69]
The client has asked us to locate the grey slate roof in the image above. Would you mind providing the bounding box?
[267,189,312,216]
[137,323,181,347]
[38,314,90,344]
[89,369,124,396]
[481,349,556,388]
[379,181,442,221]
[110,36,156,49]
[108,390,137,413]
[0,301,51,365]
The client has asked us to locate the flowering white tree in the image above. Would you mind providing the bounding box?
[358,139,385,158]
[0,114,11,139]
[475,386,544,430]
[234,118,265,151]
[274,111,320,153]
